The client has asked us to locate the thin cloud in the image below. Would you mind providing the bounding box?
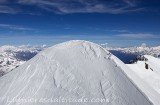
[17,0,144,14]
[0,0,19,14]
[115,33,159,38]
[0,5,18,14]
[0,34,111,43]
[0,0,8,4]
[123,0,137,7]
[0,24,35,31]
[112,29,129,33]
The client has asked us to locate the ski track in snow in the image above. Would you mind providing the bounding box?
[32,74,47,97]
[7,64,39,105]
[3,64,31,98]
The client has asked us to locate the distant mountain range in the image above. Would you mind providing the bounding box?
[107,45,160,58]
[0,45,46,77]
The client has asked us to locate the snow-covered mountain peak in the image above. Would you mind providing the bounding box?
[0,40,156,105]
[41,40,110,60]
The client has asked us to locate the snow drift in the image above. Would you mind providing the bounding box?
[0,40,153,105]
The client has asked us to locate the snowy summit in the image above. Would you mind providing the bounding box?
[0,40,158,105]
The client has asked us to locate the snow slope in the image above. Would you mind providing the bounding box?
[127,55,160,94]
[144,55,160,75]
[0,40,156,105]
[112,55,160,105]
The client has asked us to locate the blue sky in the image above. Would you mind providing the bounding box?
[0,0,160,47]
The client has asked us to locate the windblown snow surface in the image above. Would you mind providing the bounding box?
[0,40,158,105]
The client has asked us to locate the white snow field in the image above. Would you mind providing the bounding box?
[127,55,160,94]
[0,40,158,105]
